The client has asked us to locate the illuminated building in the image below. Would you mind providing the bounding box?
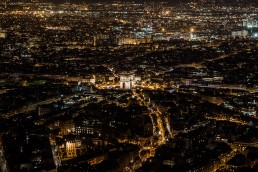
[60,120,75,136]
[93,36,97,46]
[21,80,29,87]
[65,141,77,159]
[0,30,6,38]
[243,20,258,28]
[74,117,103,137]
[88,154,107,165]
[119,73,141,89]
[231,30,249,37]
[58,139,81,160]
[121,38,137,45]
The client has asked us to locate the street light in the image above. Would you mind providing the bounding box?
[190,28,195,33]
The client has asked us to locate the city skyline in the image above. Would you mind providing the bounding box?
[0,0,258,172]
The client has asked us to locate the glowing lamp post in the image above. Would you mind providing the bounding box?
[190,28,195,40]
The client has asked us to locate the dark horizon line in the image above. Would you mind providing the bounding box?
[8,0,258,3]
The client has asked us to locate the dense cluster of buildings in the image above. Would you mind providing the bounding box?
[0,0,258,172]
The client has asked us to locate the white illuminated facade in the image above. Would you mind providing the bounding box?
[243,20,258,28]
[120,74,134,89]
[120,73,141,89]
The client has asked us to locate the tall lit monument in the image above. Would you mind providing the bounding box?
[120,73,135,89]
[93,36,97,46]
